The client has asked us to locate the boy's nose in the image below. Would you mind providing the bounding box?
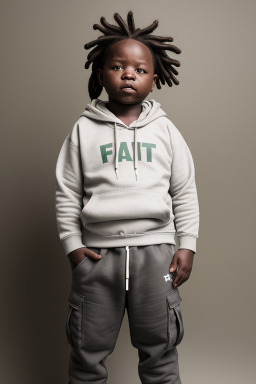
[121,72,136,80]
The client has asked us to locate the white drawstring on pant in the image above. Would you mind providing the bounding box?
[125,246,130,291]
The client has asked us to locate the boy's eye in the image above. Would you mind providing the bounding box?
[113,65,122,70]
[136,68,146,74]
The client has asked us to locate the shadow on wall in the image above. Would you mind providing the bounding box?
[1,116,69,381]
[3,189,71,382]
[3,175,139,383]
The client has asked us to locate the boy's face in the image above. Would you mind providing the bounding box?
[97,39,158,106]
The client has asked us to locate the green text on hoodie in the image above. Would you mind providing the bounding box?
[55,99,200,256]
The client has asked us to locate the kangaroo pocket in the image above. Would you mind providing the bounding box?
[80,190,174,236]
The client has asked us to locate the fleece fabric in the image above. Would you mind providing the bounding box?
[55,99,199,255]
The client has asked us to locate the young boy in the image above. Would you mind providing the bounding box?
[55,11,199,384]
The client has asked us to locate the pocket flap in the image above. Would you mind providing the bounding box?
[167,289,182,309]
[68,290,84,309]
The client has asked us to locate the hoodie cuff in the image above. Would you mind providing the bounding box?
[178,235,197,254]
[61,235,86,256]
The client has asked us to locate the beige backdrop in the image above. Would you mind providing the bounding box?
[1,0,255,383]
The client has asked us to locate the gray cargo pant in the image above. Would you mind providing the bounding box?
[66,243,184,384]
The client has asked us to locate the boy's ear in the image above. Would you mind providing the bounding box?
[151,74,158,92]
[96,68,104,87]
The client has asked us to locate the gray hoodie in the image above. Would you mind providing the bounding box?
[55,99,199,256]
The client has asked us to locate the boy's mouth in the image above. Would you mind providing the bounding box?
[121,84,136,93]
[121,83,135,90]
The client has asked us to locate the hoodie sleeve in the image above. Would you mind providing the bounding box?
[169,125,200,253]
[55,129,86,256]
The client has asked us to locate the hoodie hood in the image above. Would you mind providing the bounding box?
[81,99,167,181]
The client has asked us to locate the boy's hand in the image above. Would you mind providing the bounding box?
[68,247,102,271]
[169,249,195,288]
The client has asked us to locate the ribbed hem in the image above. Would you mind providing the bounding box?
[61,235,87,256]
[62,233,198,254]
[82,231,177,249]
[178,235,197,253]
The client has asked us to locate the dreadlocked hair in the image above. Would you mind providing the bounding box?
[84,11,181,100]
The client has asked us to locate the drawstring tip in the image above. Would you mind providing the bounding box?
[135,169,138,181]
[115,169,119,180]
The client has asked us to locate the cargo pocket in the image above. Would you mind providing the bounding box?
[166,289,184,350]
[66,289,84,348]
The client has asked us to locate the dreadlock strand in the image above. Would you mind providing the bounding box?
[93,23,111,36]
[88,67,103,99]
[158,52,179,75]
[169,70,179,85]
[87,51,101,65]
[85,60,91,69]
[154,55,166,86]
[146,40,182,54]
[134,20,159,37]
[87,45,102,61]
[162,55,181,67]
[85,46,102,69]
[143,35,173,42]
[163,73,173,87]
[84,40,98,50]
[114,13,130,35]
[84,35,122,49]
[157,58,173,86]
[130,29,140,38]
[127,11,136,33]
[156,77,161,89]
[157,70,166,85]
[169,65,179,76]
[84,35,117,50]
[85,55,97,69]
[100,16,123,35]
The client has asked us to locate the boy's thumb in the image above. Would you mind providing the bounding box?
[169,257,177,273]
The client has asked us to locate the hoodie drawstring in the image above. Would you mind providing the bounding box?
[125,245,130,290]
[134,126,138,181]
[114,123,119,180]
[114,123,138,181]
